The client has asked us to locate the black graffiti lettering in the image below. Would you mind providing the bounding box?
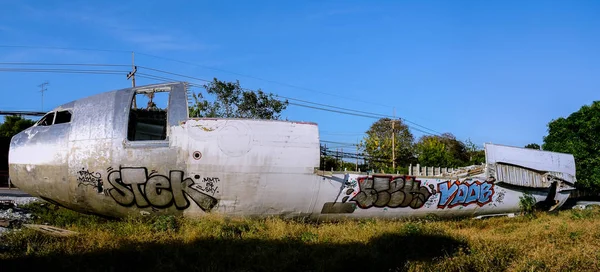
[107,171,135,206]
[106,167,218,211]
[182,178,218,211]
[194,176,220,195]
[77,168,103,193]
[347,175,435,210]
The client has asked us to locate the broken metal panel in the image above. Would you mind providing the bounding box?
[485,143,576,177]
[494,163,553,188]
[167,83,189,130]
[493,163,577,188]
[485,143,576,189]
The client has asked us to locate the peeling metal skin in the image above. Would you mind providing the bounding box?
[8,82,578,220]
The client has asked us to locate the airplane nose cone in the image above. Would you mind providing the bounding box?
[8,129,32,190]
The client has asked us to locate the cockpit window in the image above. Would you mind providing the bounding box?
[54,111,72,124]
[128,90,169,141]
[37,112,55,126]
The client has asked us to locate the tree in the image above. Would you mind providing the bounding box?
[464,138,485,165]
[524,143,541,150]
[543,101,600,192]
[415,136,452,167]
[0,116,36,138]
[361,118,415,172]
[439,133,469,166]
[189,78,288,120]
[415,133,470,167]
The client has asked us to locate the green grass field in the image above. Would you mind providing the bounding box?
[1,203,600,271]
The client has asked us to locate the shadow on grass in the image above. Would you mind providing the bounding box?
[2,232,467,272]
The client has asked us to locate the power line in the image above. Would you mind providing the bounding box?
[0,59,443,135]
[0,62,129,67]
[0,47,449,136]
[137,66,211,83]
[135,52,393,108]
[0,61,443,136]
[0,68,127,74]
[0,48,372,106]
[135,66,443,135]
[0,62,480,149]
[320,140,359,146]
[0,45,129,53]
[134,69,440,136]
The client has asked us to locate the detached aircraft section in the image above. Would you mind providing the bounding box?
[8,82,577,220]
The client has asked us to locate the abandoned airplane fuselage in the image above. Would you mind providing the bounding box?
[8,83,577,219]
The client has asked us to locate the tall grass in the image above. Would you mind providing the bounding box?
[1,203,600,271]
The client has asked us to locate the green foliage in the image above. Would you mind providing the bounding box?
[21,202,107,228]
[415,133,472,167]
[519,192,536,216]
[299,231,319,243]
[0,115,36,138]
[524,143,541,150]
[401,222,423,235]
[415,135,452,166]
[464,138,485,165]
[150,215,179,232]
[361,118,415,171]
[319,155,361,171]
[189,78,288,120]
[570,206,599,220]
[543,101,600,192]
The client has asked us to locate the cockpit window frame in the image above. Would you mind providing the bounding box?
[35,110,73,127]
[54,110,73,125]
[126,89,170,142]
[36,112,56,127]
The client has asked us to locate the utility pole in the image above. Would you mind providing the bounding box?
[38,81,49,111]
[392,107,396,171]
[336,148,339,171]
[127,52,138,108]
[356,140,359,172]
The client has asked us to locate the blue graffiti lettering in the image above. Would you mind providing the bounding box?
[437,180,494,209]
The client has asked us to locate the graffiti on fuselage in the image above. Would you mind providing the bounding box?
[437,179,494,209]
[192,176,220,196]
[322,175,497,214]
[77,168,103,194]
[106,167,218,211]
[344,175,437,209]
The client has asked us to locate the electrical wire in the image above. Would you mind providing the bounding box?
[0,68,127,74]
[0,59,445,136]
[0,62,129,67]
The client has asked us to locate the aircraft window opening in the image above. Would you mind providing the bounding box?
[37,112,55,126]
[54,110,72,124]
[128,90,169,141]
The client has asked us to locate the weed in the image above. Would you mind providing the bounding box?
[300,231,318,243]
[402,222,422,235]
[519,192,536,216]
[151,215,179,232]
[569,231,581,241]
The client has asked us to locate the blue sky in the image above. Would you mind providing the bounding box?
[1,0,599,149]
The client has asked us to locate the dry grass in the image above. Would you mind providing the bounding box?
[1,203,600,271]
